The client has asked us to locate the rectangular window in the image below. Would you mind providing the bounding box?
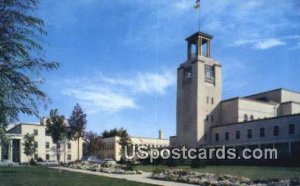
[34,154,38,160]
[236,131,240,140]
[46,142,49,149]
[205,65,215,83]
[215,133,219,142]
[273,126,279,136]
[260,127,265,137]
[211,97,214,105]
[211,115,214,122]
[68,143,71,149]
[225,132,229,141]
[34,142,38,148]
[247,129,252,139]
[67,155,71,161]
[206,115,209,122]
[34,129,38,135]
[46,154,49,160]
[184,67,192,80]
[289,124,295,135]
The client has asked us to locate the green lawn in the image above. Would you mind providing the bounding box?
[0,167,155,186]
[136,165,300,180]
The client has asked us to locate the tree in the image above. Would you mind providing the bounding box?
[117,128,132,162]
[68,103,87,161]
[84,131,103,156]
[23,133,36,165]
[0,0,59,131]
[46,109,68,163]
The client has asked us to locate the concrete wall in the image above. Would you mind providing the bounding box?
[99,136,169,161]
[210,114,300,146]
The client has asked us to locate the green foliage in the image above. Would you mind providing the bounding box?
[84,131,103,156]
[68,103,87,139]
[190,159,206,168]
[46,109,69,162]
[152,167,165,174]
[46,109,68,144]
[0,0,59,124]
[102,128,126,138]
[69,103,87,160]
[29,158,37,166]
[23,133,36,159]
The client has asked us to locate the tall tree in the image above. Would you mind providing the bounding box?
[84,131,103,156]
[0,0,59,134]
[23,133,36,165]
[46,109,68,163]
[117,128,132,162]
[69,103,87,161]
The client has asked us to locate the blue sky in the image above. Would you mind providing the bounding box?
[20,0,300,139]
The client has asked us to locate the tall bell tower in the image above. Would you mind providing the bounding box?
[175,32,222,147]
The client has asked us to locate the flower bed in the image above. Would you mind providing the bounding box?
[66,163,142,175]
[152,169,300,186]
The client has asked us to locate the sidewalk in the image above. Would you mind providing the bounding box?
[51,167,196,186]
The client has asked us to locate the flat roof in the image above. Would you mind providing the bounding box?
[245,88,300,98]
[185,31,213,41]
[211,113,300,129]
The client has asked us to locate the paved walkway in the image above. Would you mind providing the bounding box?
[51,167,196,186]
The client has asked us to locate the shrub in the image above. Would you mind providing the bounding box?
[37,157,43,162]
[152,167,165,174]
[190,159,206,168]
[30,158,37,166]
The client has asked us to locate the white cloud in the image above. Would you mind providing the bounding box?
[100,70,175,95]
[254,39,285,50]
[60,69,175,114]
[62,88,137,114]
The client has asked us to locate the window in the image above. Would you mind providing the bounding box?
[206,115,209,122]
[67,155,71,161]
[247,129,252,139]
[289,124,295,135]
[34,154,38,160]
[260,128,265,137]
[211,97,214,105]
[211,115,214,122]
[215,133,219,142]
[244,114,248,122]
[273,126,279,136]
[205,65,215,83]
[34,129,38,135]
[250,115,254,120]
[184,67,192,80]
[68,143,71,149]
[34,142,38,148]
[236,131,240,140]
[46,154,49,160]
[45,130,50,136]
[225,132,229,141]
[46,142,49,149]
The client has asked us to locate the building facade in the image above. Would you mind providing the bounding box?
[0,121,83,164]
[171,32,300,160]
[99,130,169,161]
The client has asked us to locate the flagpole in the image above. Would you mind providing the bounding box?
[198,4,201,32]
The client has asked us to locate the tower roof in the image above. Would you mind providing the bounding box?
[185,31,213,42]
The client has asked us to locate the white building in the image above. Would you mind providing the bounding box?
[171,31,300,160]
[99,130,169,161]
[0,121,83,164]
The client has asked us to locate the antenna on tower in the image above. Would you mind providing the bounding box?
[194,0,201,32]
